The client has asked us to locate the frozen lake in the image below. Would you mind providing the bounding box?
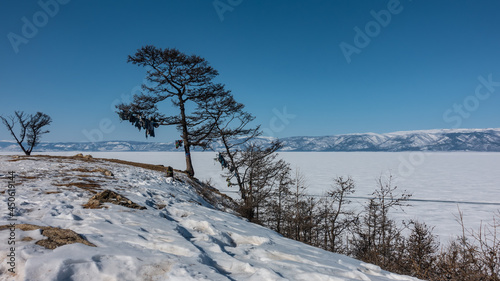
[3,151,499,244]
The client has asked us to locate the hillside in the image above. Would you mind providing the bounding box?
[0,155,420,280]
[1,128,499,153]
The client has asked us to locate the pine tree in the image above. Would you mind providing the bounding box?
[116,46,227,176]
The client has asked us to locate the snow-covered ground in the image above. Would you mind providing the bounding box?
[0,155,420,280]
[10,151,498,244]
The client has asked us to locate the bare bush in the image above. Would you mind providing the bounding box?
[350,174,412,269]
[433,209,500,281]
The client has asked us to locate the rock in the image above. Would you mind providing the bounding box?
[83,189,146,210]
[166,166,174,178]
[95,168,114,177]
[0,224,96,249]
[37,227,96,249]
[73,153,93,160]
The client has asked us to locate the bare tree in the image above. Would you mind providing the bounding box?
[196,81,260,195]
[116,46,227,176]
[236,141,289,222]
[267,166,293,234]
[290,169,309,241]
[322,176,358,253]
[1,111,52,156]
[351,174,412,268]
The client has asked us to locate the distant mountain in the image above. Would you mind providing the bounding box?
[0,140,177,152]
[1,128,499,153]
[279,128,500,152]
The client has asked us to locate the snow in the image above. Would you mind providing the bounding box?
[18,151,499,244]
[385,127,499,135]
[0,155,420,280]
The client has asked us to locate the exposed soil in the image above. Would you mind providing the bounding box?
[0,224,96,249]
[83,189,147,210]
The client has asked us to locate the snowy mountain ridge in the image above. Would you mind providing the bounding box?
[1,128,499,152]
[0,155,420,280]
[280,128,500,151]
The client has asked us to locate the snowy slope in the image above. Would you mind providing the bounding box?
[0,155,420,281]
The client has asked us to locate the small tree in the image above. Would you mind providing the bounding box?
[351,174,412,268]
[322,176,358,253]
[117,46,228,176]
[401,220,439,279]
[267,166,293,234]
[1,111,52,156]
[290,169,309,241]
[235,141,289,222]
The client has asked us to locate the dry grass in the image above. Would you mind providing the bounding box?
[53,181,101,193]
[8,154,179,172]
[70,167,114,177]
[19,176,38,180]
[44,191,63,194]
[71,167,93,173]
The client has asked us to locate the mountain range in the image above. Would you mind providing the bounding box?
[1,128,499,153]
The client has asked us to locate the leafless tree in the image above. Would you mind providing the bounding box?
[1,111,52,156]
[233,141,289,221]
[351,174,412,268]
[322,176,358,253]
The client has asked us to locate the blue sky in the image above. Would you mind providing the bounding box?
[1,0,499,143]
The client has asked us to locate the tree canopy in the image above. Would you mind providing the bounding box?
[117,46,238,176]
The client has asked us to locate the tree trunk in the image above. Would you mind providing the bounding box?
[179,95,195,176]
[16,140,29,155]
[183,142,194,176]
[221,134,246,200]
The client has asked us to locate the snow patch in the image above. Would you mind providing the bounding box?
[229,233,269,246]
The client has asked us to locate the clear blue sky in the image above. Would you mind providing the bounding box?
[1,0,499,143]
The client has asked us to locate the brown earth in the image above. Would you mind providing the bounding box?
[0,224,96,249]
